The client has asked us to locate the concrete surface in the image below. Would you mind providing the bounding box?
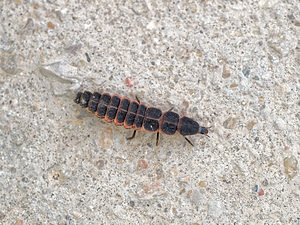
[0,0,299,224]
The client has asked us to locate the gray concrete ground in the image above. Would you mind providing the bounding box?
[0,0,299,224]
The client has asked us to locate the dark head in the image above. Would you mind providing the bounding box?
[199,126,209,136]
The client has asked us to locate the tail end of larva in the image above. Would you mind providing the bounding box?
[74,92,82,104]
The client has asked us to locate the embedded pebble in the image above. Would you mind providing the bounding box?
[258,188,264,196]
[16,219,23,225]
[179,188,185,195]
[208,200,224,218]
[0,211,5,220]
[21,177,29,183]
[113,205,127,220]
[274,117,286,131]
[65,43,82,54]
[143,180,161,195]
[187,190,192,198]
[137,159,148,170]
[262,179,268,186]
[198,181,207,187]
[11,129,25,146]
[116,157,125,164]
[223,117,237,129]
[174,74,179,83]
[39,62,77,83]
[129,200,135,207]
[47,21,55,29]
[247,121,256,130]
[155,167,163,179]
[222,66,231,78]
[23,18,34,32]
[46,165,65,185]
[100,128,113,150]
[70,211,82,218]
[284,156,298,178]
[126,77,135,87]
[95,159,105,170]
[242,66,250,77]
[183,100,189,109]
[0,53,18,74]
[190,190,203,205]
[85,52,91,62]
[38,62,81,94]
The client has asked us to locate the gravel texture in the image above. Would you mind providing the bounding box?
[0,0,299,224]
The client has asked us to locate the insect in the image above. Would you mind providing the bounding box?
[74,91,209,146]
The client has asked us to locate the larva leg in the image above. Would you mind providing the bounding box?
[156,132,160,146]
[135,96,140,103]
[184,136,194,146]
[167,107,174,112]
[127,130,136,140]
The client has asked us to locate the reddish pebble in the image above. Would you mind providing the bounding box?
[126,77,135,87]
[138,159,148,170]
[183,100,189,109]
[258,188,264,196]
[181,100,189,115]
[47,21,55,29]
[230,83,238,88]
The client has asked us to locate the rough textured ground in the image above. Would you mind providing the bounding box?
[0,0,299,224]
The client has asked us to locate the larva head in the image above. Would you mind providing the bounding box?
[199,126,209,135]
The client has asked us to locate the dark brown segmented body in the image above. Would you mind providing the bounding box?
[75,91,208,144]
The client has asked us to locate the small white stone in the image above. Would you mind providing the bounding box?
[208,200,224,218]
[273,117,286,131]
[190,190,203,205]
[146,20,157,30]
